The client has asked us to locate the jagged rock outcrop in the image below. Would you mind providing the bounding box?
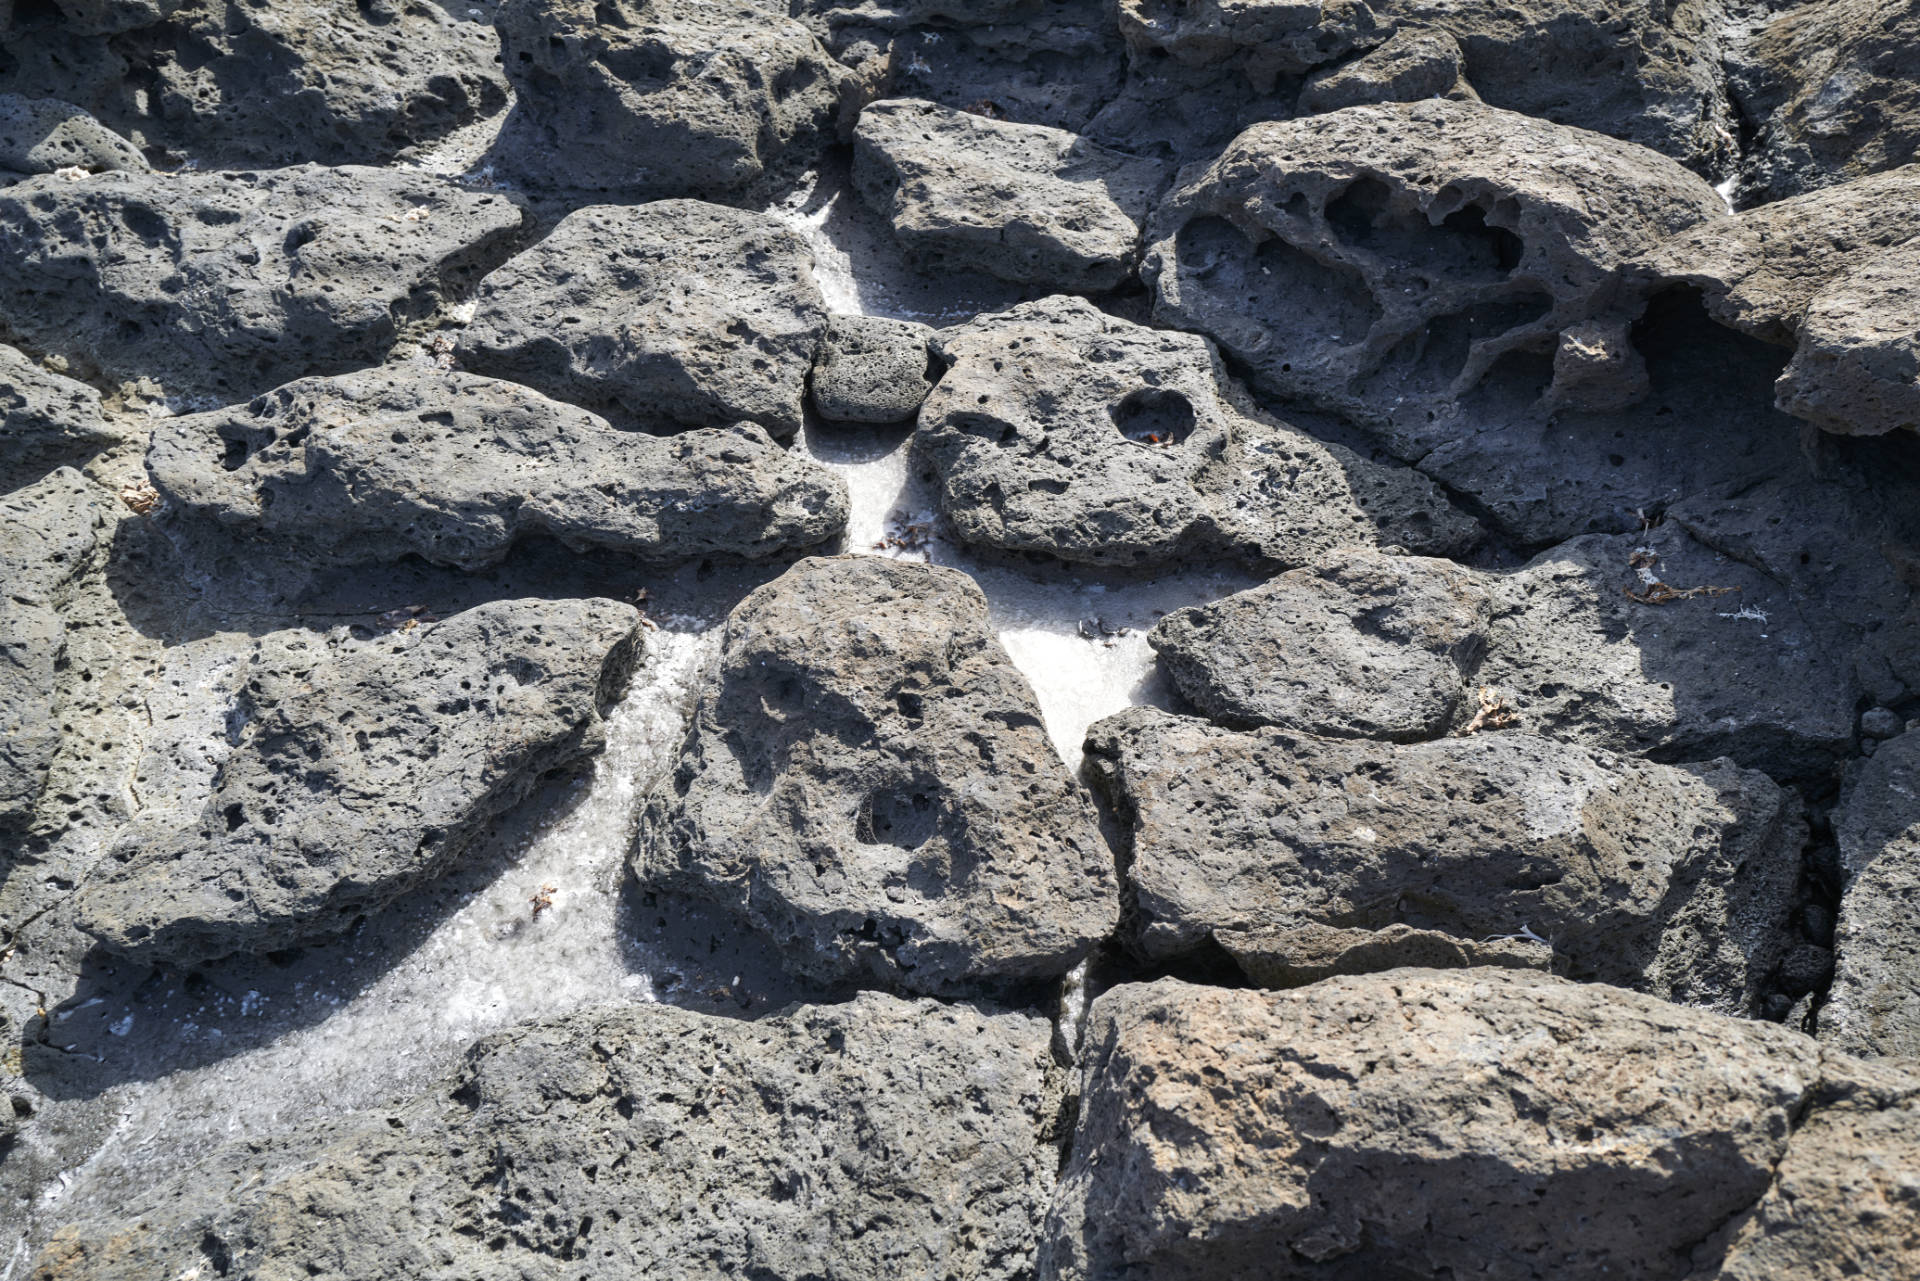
[634,555,1119,993]
[456,201,824,437]
[0,344,116,492]
[0,166,525,401]
[915,297,1479,569]
[1041,972,1920,1281]
[1295,27,1474,113]
[74,597,641,965]
[853,98,1169,292]
[1824,730,1920,1058]
[147,367,849,569]
[28,993,1061,1281]
[1084,706,1801,1013]
[809,314,936,424]
[0,94,145,175]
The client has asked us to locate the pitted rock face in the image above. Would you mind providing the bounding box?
[492,0,847,199]
[0,165,526,401]
[916,296,1479,569]
[75,597,641,965]
[0,343,116,493]
[634,555,1119,993]
[0,94,145,175]
[148,367,849,569]
[1825,730,1920,1058]
[1083,705,1801,1012]
[809,314,936,424]
[456,200,825,437]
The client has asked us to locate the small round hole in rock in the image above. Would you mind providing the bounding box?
[856,790,937,850]
[1112,389,1196,447]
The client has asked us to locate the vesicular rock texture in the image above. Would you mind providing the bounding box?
[0,343,116,492]
[635,555,1119,993]
[75,597,640,965]
[1824,729,1920,1058]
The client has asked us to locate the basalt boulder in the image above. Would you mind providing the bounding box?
[809,314,936,424]
[1823,730,1920,1058]
[147,367,849,569]
[0,93,145,175]
[75,597,641,965]
[633,555,1119,993]
[0,343,116,492]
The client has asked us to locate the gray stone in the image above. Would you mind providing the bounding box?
[1824,730,1920,1058]
[1041,971,1920,1281]
[1216,921,1551,987]
[1863,707,1904,740]
[852,98,1170,292]
[0,343,116,493]
[1296,26,1474,114]
[1775,236,1920,436]
[491,0,846,199]
[809,314,935,424]
[1149,549,1490,739]
[916,296,1480,569]
[0,165,526,402]
[147,366,849,570]
[1083,705,1801,1015]
[74,597,640,965]
[0,94,145,174]
[44,0,184,35]
[27,993,1060,1281]
[634,555,1119,993]
[457,201,824,438]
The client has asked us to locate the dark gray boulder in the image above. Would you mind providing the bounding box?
[1149,549,1491,739]
[457,201,825,438]
[491,0,847,199]
[1296,27,1474,114]
[1084,705,1801,1015]
[634,555,1119,993]
[916,296,1480,569]
[809,314,936,424]
[1824,730,1920,1058]
[0,343,116,493]
[26,993,1060,1281]
[74,597,640,965]
[0,166,526,402]
[852,98,1169,292]
[0,93,145,174]
[1773,237,1920,436]
[147,367,849,569]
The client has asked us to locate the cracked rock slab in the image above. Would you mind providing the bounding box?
[0,165,526,402]
[1041,971,1920,1281]
[456,200,825,438]
[1084,705,1801,1014]
[634,555,1119,993]
[853,98,1170,292]
[916,296,1480,569]
[147,366,849,569]
[74,597,640,966]
[27,993,1060,1281]
[0,343,116,493]
[1823,729,1920,1058]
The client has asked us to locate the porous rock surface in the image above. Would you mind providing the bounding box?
[147,366,849,568]
[0,165,525,401]
[1823,729,1920,1058]
[1041,971,1920,1281]
[456,200,824,437]
[634,555,1119,992]
[27,993,1061,1281]
[0,344,116,491]
[916,297,1480,568]
[1085,705,1801,1014]
[74,597,640,965]
[0,93,145,175]
[809,314,935,423]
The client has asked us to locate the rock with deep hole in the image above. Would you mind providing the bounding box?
[1148,548,1490,739]
[634,555,1119,993]
[915,296,1480,569]
[457,201,824,438]
[1083,706,1801,1013]
[1824,730,1920,1059]
[0,166,526,402]
[0,93,145,174]
[74,597,640,965]
[810,314,936,424]
[853,98,1170,292]
[147,367,849,569]
[0,344,116,493]
[26,992,1061,1281]
[1040,971,1920,1281]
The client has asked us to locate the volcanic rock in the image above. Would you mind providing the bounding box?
[809,314,936,424]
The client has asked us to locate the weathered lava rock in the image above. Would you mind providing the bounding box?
[0,165,525,401]
[1824,729,1920,1058]
[75,597,640,965]
[634,555,1119,993]
[809,314,936,424]
[148,367,849,569]
[456,200,825,437]
[0,344,116,492]
[0,93,145,175]
[915,297,1479,569]
[1084,705,1801,1014]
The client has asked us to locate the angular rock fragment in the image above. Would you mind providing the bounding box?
[635,555,1118,993]
[916,297,1479,569]
[810,314,936,424]
[1216,921,1551,987]
[491,0,847,199]
[28,993,1059,1281]
[1084,705,1801,1013]
[148,367,848,569]
[0,93,145,175]
[0,166,525,402]
[853,98,1169,292]
[457,201,824,437]
[0,343,116,492]
[1149,549,1490,739]
[75,597,640,965]
[1042,971,1920,1281]
[1296,27,1473,114]
[1823,730,1920,1058]
[1774,237,1920,436]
